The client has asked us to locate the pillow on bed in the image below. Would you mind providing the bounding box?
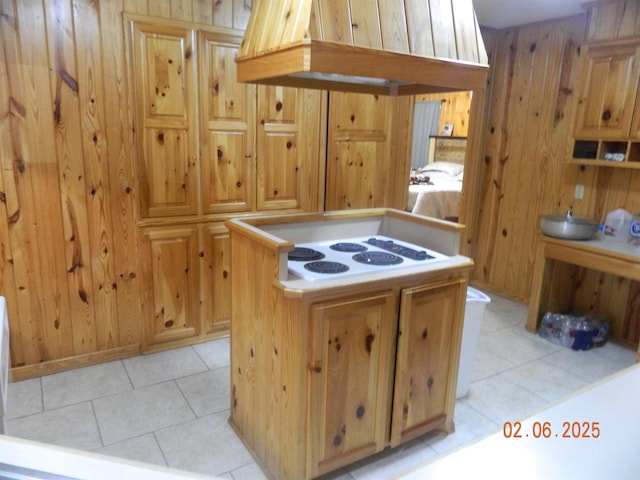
[420,161,464,177]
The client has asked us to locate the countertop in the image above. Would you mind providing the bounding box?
[551,235,640,260]
[0,435,219,480]
[393,363,640,480]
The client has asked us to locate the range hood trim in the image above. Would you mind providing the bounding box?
[236,39,489,95]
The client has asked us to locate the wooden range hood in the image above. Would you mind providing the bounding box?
[236,0,489,96]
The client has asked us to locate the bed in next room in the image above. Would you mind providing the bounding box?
[408,136,466,222]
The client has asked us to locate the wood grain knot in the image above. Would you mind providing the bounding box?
[165,320,174,328]
[365,332,375,353]
[333,435,342,446]
[601,109,611,121]
[422,328,428,339]
[275,101,283,111]
[427,377,434,389]
[236,181,242,187]
[356,405,365,418]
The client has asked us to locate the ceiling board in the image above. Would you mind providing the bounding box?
[473,0,586,29]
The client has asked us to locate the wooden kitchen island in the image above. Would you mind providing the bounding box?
[225,209,473,480]
[527,235,640,360]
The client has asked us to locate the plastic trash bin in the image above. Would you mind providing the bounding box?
[456,287,491,399]
[0,297,8,434]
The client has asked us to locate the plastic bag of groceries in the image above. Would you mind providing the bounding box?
[538,312,608,350]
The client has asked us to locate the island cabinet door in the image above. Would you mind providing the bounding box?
[390,279,466,447]
[307,290,398,478]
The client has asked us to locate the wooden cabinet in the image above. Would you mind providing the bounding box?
[391,281,464,446]
[130,21,199,218]
[570,39,640,168]
[307,291,397,477]
[140,223,230,350]
[140,226,201,346]
[127,16,326,348]
[573,41,640,140]
[130,17,326,220]
[325,92,413,210]
[199,31,256,214]
[306,281,465,477]
[227,209,472,479]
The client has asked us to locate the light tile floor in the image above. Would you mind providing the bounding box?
[5,294,637,479]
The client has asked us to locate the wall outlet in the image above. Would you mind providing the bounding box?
[574,184,585,200]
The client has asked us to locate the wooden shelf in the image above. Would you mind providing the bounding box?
[569,139,640,169]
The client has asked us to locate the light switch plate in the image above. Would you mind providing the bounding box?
[574,184,585,200]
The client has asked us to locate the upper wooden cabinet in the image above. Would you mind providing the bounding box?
[129,17,326,219]
[200,31,256,214]
[325,92,413,211]
[130,22,199,217]
[573,40,640,140]
[570,39,640,168]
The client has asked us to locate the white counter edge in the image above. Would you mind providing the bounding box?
[0,435,221,480]
[392,362,640,480]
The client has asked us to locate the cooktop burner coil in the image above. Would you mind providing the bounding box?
[304,261,350,274]
[288,247,325,262]
[329,242,368,253]
[352,251,404,266]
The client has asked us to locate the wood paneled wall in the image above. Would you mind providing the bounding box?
[471,15,588,302]
[473,0,640,308]
[416,91,472,138]
[0,0,252,375]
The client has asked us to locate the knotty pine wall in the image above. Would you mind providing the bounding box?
[4,0,640,374]
[473,0,640,319]
[416,91,472,138]
[0,0,252,374]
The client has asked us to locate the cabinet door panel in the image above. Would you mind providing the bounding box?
[308,291,397,477]
[142,227,200,346]
[200,33,255,213]
[390,280,465,446]
[326,92,412,210]
[202,224,231,334]
[131,22,198,217]
[143,127,193,211]
[574,42,640,140]
[257,86,325,212]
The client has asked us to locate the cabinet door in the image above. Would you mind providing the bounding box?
[325,92,412,210]
[307,291,397,477]
[130,21,198,217]
[202,224,231,334]
[200,31,256,213]
[256,85,325,212]
[141,227,200,347]
[573,41,640,140]
[390,280,465,447]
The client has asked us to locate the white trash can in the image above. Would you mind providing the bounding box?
[456,287,491,399]
[0,297,8,434]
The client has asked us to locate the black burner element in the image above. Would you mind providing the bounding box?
[330,242,368,253]
[352,251,403,266]
[288,247,325,262]
[366,238,432,260]
[304,261,350,274]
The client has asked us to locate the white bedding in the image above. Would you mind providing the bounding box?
[408,163,463,219]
